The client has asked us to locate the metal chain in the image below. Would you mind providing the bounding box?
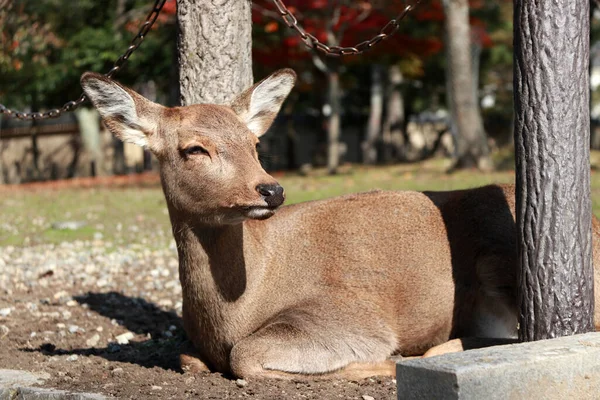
[0,0,167,121]
[272,0,422,57]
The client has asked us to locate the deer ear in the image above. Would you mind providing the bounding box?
[231,68,296,137]
[80,72,163,152]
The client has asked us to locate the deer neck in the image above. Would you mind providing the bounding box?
[173,220,252,305]
[170,218,262,369]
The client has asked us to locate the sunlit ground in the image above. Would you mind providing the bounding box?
[2,152,600,247]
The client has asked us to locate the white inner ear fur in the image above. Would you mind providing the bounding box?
[245,74,295,136]
[82,79,149,148]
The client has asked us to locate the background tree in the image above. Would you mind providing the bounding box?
[1,0,519,179]
[1,0,177,178]
[443,0,491,170]
[253,0,448,170]
[0,0,177,110]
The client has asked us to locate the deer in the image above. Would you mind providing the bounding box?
[80,69,600,380]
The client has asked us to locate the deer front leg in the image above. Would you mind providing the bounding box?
[229,321,396,380]
[180,341,211,373]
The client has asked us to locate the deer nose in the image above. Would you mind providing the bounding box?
[256,183,285,207]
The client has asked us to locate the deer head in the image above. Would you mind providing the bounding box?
[81,69,296,225]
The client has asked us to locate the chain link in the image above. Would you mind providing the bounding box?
[272,0,422,57]
[0,0,167,121]
[3,0,420,120]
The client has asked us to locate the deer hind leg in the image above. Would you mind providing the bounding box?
[229,320,396,380]
[423,337,518,358]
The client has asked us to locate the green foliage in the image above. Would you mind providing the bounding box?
[1,0,176,110]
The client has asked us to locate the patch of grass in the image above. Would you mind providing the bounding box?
[2,155,600,247]
[0,187,171,247]
[280,159,515,205]
[42,225,98,242]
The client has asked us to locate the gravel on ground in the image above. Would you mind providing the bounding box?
[0,239,397,399]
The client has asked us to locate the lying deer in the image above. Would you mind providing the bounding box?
[80,69,600,380]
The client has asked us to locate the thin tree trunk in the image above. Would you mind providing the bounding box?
[177,0,253,105]
[362,64,384,164]
[112,0,127,175]
[0,117,4,184]
[327,64,342,174]
[382,64,405,163]
[443,0,491,170]
[514,0,594,340]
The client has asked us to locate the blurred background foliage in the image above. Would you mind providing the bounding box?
[1,0,600,179]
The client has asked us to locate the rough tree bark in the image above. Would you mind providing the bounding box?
[362,64,384,164]
[442,0,490,170]
[514,0,594,341]
[177,0,253,105]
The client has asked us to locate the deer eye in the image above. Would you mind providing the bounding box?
[183,145,209,156]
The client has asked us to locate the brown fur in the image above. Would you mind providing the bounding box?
[81,69,600,380]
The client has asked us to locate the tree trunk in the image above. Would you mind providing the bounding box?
[514,0,594,341]
[112,0,127,175]
[0,118,4,184]
[442,0,490,170]
[177,0,253,105]
[362,65,384,164]
[382,64,406,163]
[327,64,342,174]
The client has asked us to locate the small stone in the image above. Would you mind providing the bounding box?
[68,325,80,334]
[163,331,173,338]
[66,300,78,307]
[51,221,87,230]
[116,331,134,344]
[235,379,248,388]
[86,334,100,347]
[151,385,162,391]
[66,354,78,361]
[0,325,9,338]
[158,299,173,307]
[168,325,177,331]
[0,307,11,317]
[362,396,375,400]
[111,367,124,375]
[53,290,70,300]
[56,323,66,330]
[96,326,103,332]
[97,279,108,288]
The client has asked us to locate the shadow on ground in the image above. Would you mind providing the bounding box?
[23,292,185,372]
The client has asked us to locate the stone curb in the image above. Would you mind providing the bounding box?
[0,370,108,400]
[396,332,600,400]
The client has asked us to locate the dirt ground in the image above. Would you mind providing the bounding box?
[5,167,518,399]
[0,241,397,400]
